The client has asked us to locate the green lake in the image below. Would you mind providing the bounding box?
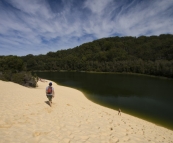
[36,72,173,130]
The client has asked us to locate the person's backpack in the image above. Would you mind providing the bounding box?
[47,86,52,94]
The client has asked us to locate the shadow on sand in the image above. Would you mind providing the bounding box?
[45,101,51,107]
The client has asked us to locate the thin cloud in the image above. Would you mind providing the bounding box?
[0,0,173,56]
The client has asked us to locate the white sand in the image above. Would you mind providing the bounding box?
[0,80,173,143]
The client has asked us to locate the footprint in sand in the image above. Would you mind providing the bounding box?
[33,131,41,137]
[33,131,49,137]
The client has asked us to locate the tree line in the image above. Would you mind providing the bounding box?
[22,34,173,78]
[0,34,173,86]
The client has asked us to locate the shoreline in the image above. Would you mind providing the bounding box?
[82,96,173,131]
[34,70,173,80]
[0,80,173,143]
[38,75,173,131]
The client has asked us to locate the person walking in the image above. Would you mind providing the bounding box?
[118,108,121,116]
[46,82,55,107]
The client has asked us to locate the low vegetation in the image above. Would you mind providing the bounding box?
[0,56,37,87]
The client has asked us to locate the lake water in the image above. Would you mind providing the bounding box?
[36,72,173,130]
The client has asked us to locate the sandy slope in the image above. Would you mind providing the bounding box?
[0,80,173,143]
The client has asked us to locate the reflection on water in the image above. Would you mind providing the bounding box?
[36,72,173,130]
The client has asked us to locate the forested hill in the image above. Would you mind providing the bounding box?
[1,34,173,80]
[20,34,173,78]
[0,34,173,87]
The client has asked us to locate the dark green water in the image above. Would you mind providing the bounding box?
[36,72,173,130]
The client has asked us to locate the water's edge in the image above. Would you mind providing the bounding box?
[36,72,173,130]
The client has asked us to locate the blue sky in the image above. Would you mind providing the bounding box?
[0,0,173,56]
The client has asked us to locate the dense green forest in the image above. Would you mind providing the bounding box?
[0,56,37,87]
[22,34,173,78]
[0,34,173,86]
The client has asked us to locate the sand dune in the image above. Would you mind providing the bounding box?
[0,80,173,143]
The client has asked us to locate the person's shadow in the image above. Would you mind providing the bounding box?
[45,101,51,107]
